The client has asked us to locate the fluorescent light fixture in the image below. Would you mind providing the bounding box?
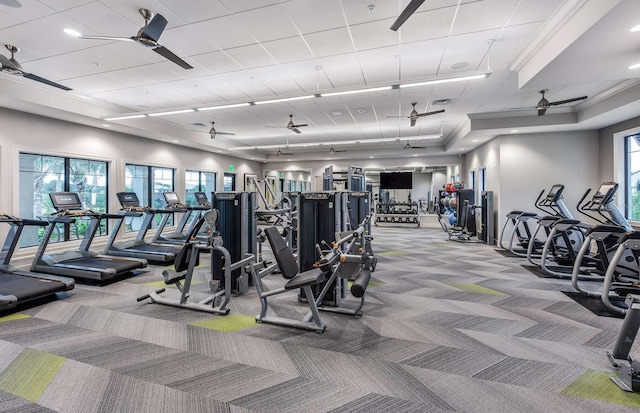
[229,134,441,150]
[63,28,82,37]
[472,139,478,142]
[321,86,392,97]
[197,103,250,111]
[631,24,640,32]
[400,72,491,89]
[104,114,147,121]
[148,109,194,117]
[628,63,640,70]
[254,95,315,105]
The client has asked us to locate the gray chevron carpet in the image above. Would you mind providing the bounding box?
[1,220,640,412]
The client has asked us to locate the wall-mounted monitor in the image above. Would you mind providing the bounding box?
[379,172,412,189]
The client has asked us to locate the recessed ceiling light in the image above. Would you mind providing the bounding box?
[629,63,640,70]
[472,139,478,142]
[250,157,255,160]
[332,110,343,116]
[217,150,222,153]
[510,129,519,133]
[631,24,640,32]
[102,124,111,127]
[451,61,469,70]
[460,148,465,150]
[369,156,374,158]
[413,154,419,157]
[172,139,179,143]
[63,28,81,37]
[287,159,292,161]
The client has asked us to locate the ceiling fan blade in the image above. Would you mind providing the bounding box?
[22,72,72,91]
[411,146,427,149]
[537,107,547,116]
[390,0,425,31]
[291,123,308,128]
[77,35,136,42]
[549,96,587,106]
[216,131,235,135]
[291,128,302,134]
[410,118,416,127]
[140,13,167,42]
[153,46,193,69]
[417,109,446,117]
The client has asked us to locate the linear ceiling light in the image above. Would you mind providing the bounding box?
[400,72,491,89]
[148,109,194,117]
[197,103,251,111]
[629,63,640,70]
[631,24,640,32]
[103,114,147,121]
[229,134,441,150]
[321,86,392,97]
[254,95,316,105]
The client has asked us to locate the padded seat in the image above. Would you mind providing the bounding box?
[284,270,326,290]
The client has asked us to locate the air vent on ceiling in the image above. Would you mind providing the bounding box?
[432,98,453,106]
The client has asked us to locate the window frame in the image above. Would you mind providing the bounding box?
[124,163,175,232]
[185,169,217,206]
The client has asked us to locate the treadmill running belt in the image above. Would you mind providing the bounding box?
[61,258,143,272]
[130,244,179,254]
[0,273,65,302]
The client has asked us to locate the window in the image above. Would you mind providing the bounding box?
[479,167,487,194]
[19,153,108,247]
[223,173,235,191]
[185,170,216,206]
[625,134,640,220]
[469,170,476,190]
[124,164,175,231]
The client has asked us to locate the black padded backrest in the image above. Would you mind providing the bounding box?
[174,242,199,272]
[264,226,299,279]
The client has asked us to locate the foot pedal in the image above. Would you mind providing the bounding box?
[210,280,220,292]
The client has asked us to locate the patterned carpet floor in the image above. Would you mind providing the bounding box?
[1,222,640,412]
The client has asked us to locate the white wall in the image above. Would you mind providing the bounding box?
[498,131,600,232]
[412,173,432,203]
[431,170,447,198]
[0,107,262,245]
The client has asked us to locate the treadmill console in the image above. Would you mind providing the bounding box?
[592,182,618,206]
[194,191,211,207]
[545,184,564,202]
[117,192,141,208]
[50,192,83,211]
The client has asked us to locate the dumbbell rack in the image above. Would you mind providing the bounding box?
[374,203,420,228]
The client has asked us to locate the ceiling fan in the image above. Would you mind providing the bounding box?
[535,89,587,116]
[402,142,427,150]
[329,146,346,155]
[209,122,235,139]
[387,103,445,127]
[266,114,308,134]
[65,8,192,70]
[390,0,425,31]
[0,45,72,91]
[276,148,294,157]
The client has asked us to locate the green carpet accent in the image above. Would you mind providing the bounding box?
[445,281,507,296]
[0,313,30,323]
[348,280,384,289]
[144,280,204,288]
[0,348,66,402]
[562,370,640,407]
[190,314,259,332]
[379,251,406,256]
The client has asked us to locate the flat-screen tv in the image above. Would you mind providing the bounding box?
[380,172,412,189]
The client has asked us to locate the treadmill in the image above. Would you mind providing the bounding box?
[0,214,75,311]
[152,192,209,245]
[31,192,147,281]
[103,192,181,264]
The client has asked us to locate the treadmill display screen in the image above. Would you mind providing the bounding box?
[596,183,616,197]
[117,192,140,207]
[546,185,564,201]
[194,192,208,203]
[163,192,180,204]
[50,192,82,210]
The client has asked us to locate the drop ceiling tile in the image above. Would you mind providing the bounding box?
[191,15,255,49]
[218,71,275,98]
[358,46,400,84]
[280,60,327,92]
[341,1,399,25]
[160,25,219,57]
[235,4,299,42]
[492,22,542,53]
[246,66,304,95]
[399,38,447,80]
[196,78,251,101]
[316,53,365,89]
[0,20,84,58]
[262,36,313,64]
[218,0,281,14]
[74,69,157,94]
[189,50,243,74]
[36,0,93,11]
[158,0,229,23]
[303,27,353,57]
[127,60,187,83]
[400,6,456,43]
[452,0,519,35]
[350,18,400,51]
[62,2,140,37]
[281,0,344,34]
[99,0,187,28]
[27,49,122,80]
[0,0,55,21]
[439,30,500,73]
[508,0,563,26]
[0,10,21,29]
[86,42,165,68]
[224,44,277,69]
